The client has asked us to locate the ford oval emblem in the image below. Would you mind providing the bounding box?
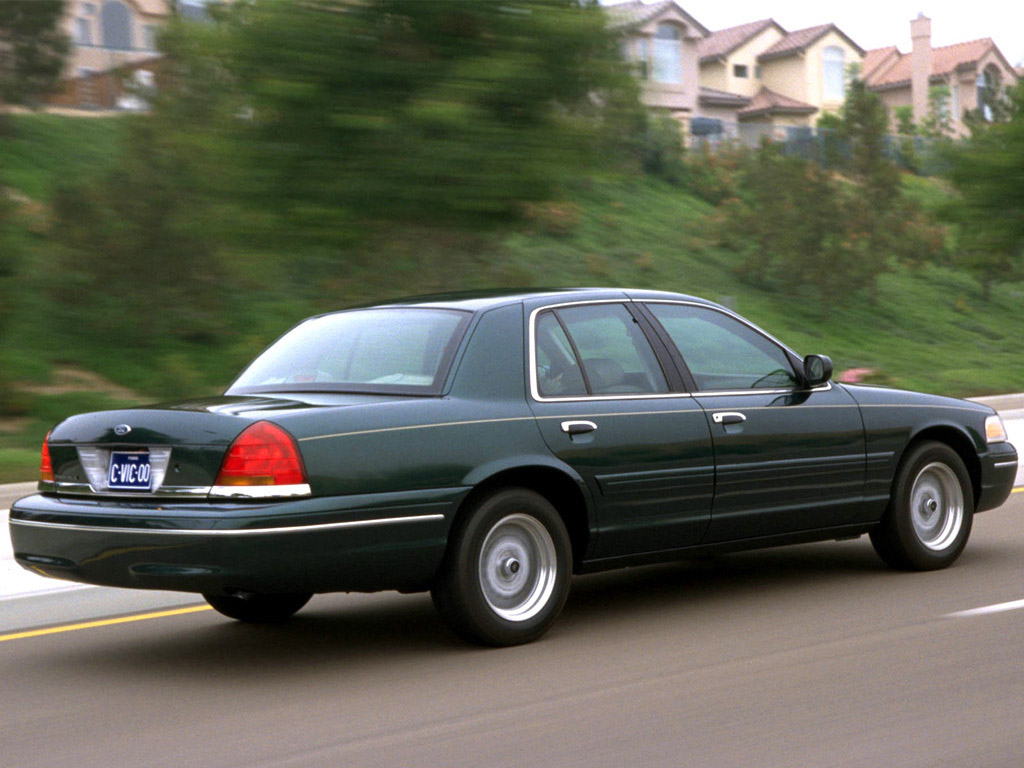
[114,424,132,436]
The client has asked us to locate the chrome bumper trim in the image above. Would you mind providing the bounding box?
[9,513,446,536]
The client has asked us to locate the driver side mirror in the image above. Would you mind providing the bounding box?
[802,354,833,387]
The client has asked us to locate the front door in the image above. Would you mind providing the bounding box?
[642,301,866,542]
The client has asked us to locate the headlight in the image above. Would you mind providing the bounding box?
[985,415,1008,444]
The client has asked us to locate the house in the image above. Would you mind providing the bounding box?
[606,0,710,123]
[61,0,174,80]
[864,14,1020,136]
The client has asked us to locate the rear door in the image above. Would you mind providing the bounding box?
[525,298,715,560]
[641,301,866,543]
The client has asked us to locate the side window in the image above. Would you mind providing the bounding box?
[555,304,669,395]
[535,312,587,397]
[647,304,798,391]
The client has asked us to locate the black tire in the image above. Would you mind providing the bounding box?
[431,488,572,647]
[870,440,974,571]
[203,592,312,623]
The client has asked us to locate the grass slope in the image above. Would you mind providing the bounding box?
[1,115,1022,482]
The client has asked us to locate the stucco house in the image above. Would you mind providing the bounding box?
[864,14,1020,136]
[62,0,175,79]
[606,0,709,123]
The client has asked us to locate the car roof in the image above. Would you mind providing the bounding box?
[339,288,723,314]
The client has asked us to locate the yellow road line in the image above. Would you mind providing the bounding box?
[1013,487,1023,494]
[0,604,212,643]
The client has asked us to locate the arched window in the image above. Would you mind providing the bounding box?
[823,46,845,101]
[100,1,132,51]
[652,24,682,85]
[976,67,999,121]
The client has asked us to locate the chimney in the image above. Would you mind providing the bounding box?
[911,13,932,125]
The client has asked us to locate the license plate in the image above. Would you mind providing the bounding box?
[108,451,152,491]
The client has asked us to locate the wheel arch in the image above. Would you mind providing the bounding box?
[903,424,982,507]
[454,462,595,570]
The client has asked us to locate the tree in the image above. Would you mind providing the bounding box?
[921,85,954,139]
[158,0,641,236]
[947,81,1024,299]
[0,1,69,106]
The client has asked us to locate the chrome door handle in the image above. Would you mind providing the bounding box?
[561,420,597,436]
[712,412,746,425]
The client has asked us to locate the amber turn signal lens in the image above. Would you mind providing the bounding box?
[985,415,1008,444]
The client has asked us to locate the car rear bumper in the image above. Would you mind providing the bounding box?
[977,442,1018,513]
[8,488,467,595]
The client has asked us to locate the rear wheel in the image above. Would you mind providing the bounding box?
[203,591,312,623]
[870,441,974,570]
[431,488,572,646]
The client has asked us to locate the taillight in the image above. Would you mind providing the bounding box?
[215,421,307,488]
[40,431,54,483]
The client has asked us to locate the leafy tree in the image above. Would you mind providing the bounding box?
[947,81,1024,299]
[921,85,954,139]
[841,75,900,209]
[0,1,69,106]
[159,0,640,236]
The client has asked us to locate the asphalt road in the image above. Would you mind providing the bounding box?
[2,490,1023,768]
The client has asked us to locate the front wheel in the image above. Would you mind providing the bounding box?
[870,441,974,571]
[431,488,572,646]
[203,591,312,623]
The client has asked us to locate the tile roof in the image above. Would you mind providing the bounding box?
[697,19,780,63]
[133,0,173,15]
[604,1,709,35]
[865,38,1000,88]
[738,87,818,119]
[862,46,900,80]
[698,86,751,107]
[757,23,865,62]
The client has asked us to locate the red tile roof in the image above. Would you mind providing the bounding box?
[865,38,1001,88]
[738,87,818,119]
[604,1,709,36]
[862,46,900,80]
[757,23,865,62]
[697,19,782,63]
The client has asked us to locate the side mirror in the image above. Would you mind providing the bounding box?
[802,354,833,387]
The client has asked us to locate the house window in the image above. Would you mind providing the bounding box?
[633,37,650,80]
[652,24,682,84]
[100,1,132,50]
[733,64,749,78]
[951,80,959,122]
[755,65,762,79]
[823,46,845,101]
[75,17,92,46]
[977,68,998,121]
[144,24,159,51]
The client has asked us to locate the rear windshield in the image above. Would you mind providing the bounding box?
[227,308,472,396]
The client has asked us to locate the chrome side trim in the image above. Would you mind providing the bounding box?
[209,483,312,499]
[9,513,446,536]
[993,461,1019,469]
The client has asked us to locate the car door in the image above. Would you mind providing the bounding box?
[525,298,716,560]
[641,301,866,543]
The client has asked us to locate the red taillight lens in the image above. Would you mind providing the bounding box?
[215,421,307,487]
[40,431,54,483]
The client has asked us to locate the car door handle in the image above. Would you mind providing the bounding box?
[712,412,746,425]
[561,420,597,436]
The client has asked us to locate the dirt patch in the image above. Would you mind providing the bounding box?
[20,365,144,402]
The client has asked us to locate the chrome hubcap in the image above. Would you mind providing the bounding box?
[910,462,964,551]
[479,513,557,622]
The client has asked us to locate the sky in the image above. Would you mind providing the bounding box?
[604,1,1024,66]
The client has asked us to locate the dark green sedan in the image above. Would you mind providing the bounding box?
[9,289,1019,645]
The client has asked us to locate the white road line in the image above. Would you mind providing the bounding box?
[947,599,1024,619]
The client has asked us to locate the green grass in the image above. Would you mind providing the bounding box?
[0,114,126,200]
